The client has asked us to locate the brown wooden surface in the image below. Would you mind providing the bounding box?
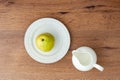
[0,0,120,80]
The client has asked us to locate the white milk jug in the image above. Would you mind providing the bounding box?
[72,46,104,71]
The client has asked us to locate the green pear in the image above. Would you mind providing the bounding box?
[35,33,55,52]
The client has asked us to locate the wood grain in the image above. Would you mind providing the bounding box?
[0,0,120,80]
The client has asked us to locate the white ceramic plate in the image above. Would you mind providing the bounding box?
[24,18,70,64]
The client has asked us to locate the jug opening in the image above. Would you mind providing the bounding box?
[73,52,92,66]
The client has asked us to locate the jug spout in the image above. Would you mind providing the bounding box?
[72,50,76,55]
[72,50,79,56]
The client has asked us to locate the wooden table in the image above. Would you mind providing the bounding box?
[0,0,120,80]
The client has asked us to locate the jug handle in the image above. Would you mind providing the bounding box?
[93,64,104,71]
